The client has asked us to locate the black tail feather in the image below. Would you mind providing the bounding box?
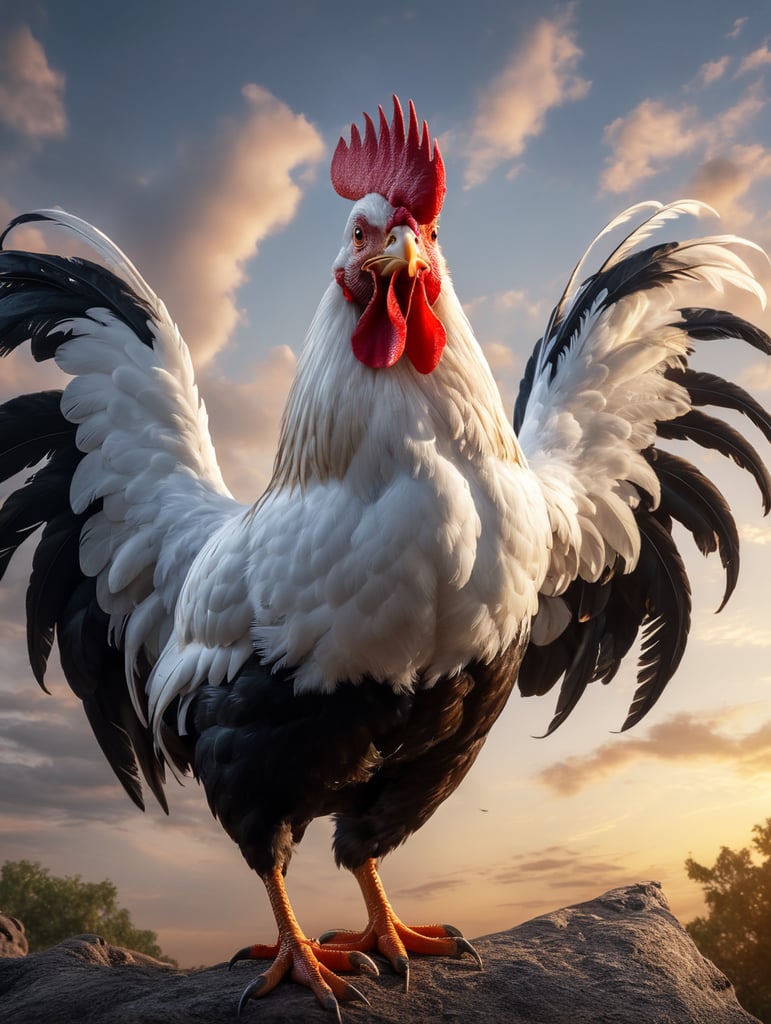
[658,409,771,513]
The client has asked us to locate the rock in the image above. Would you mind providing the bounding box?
[0,913,27,958]
[0,883,759,1023]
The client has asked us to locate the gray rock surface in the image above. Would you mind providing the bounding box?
[0,883,759,1023]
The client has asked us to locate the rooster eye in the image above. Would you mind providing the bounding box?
[352,225,365,248]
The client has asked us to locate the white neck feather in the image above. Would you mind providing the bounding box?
[267,272,522,497]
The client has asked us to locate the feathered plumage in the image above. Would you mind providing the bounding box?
[0,98,769,1017]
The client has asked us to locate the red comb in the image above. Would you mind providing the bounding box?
[331,96,446,224]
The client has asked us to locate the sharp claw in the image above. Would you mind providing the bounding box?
[391,955,409,992]
[344,981,370,1005]
[348,950,379,976]
[237,976,265,1015]
[442,923,463,937]
[323,993,343,1023]
[229,946,253,970]
[455,937,483,970]
[318,929,338,944]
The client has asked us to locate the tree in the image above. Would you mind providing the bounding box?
[685,819,771,1023]
[0,859,177,965]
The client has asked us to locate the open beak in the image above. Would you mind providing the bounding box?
[362,225,429,280]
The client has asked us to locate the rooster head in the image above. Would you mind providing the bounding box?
[331,97,447,375]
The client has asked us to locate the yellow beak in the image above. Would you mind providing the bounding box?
[362,225,428,279]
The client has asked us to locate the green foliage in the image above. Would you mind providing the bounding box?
[686,819,771,1023]
[0,859,177,965]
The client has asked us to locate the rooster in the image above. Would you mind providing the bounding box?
[0,97,770,1018]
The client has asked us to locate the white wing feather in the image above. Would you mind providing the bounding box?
[518,207,768,605]
[31,215,249,722]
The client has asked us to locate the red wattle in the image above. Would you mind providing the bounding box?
[351,270,445,374]
[404,277,446,374]
[351,273,406,368]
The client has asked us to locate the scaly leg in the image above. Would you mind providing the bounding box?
[230,867,378,1019]
[320,858,482,990]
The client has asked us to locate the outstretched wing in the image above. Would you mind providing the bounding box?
[513,201,771,734]
[0,210,247,808]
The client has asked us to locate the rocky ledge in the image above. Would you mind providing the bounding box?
[0,883,759,1023]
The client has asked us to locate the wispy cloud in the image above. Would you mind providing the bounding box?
[0,25,66,141]
[727,17,748,40]
[600,76,766,198]
[537,713,771,796]
[737,42,771,76]
[739,523,771,545]
[693,56,731,88]
[601,100,703,194]
[463,7,590,188]
[687,143,771,227]
[692,608,771,648]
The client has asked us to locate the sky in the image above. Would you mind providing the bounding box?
[1,0,771,971]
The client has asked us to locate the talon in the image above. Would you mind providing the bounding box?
[455,936,483,969]
[343,981,370,1005]
[348,950,379,975]
[229,945,258,970]
[237,977,265,1015]
[394,953,409,978]
[322,993,343,1024]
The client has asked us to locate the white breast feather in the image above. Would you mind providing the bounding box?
[146,284,553,736]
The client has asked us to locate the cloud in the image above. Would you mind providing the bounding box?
[601,85,767,197]
[492,845,629,891]
[117,84,325,365]
[601,100,703,194]
[737,43,771,76]
[687,144,771,228]
[199,344,298,501]
[0,83,324,372]
[463,7,590,188]
[0,25,66,141]
[537,713,771,796]
[394,873,467,899]
[739,523,771,545]
[727,17,748,40]
[692,608,771,649]
[693,57,730,88]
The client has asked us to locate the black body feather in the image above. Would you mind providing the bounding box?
[191,644,523,874]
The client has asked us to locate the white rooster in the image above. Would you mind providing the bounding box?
[0,97,769,1018]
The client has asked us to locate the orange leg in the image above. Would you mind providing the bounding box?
[230,867,378,1019]
[320,858,482,989]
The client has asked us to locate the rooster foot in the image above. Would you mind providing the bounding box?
[319,859,482,991]
[230,938,377,1018]
[232,867,378,1018]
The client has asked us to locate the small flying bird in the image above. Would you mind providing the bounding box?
[0,97,770,1018]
